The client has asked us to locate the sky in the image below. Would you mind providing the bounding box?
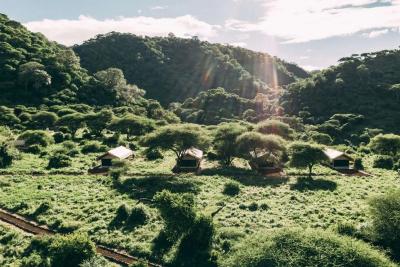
[1,0,400,70]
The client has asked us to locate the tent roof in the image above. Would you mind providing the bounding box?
[183,147,203,160]
[98,146,134,160]
[324,148,353,160]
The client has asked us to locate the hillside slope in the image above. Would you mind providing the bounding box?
[281,49,400,132]
[73,33,308,104]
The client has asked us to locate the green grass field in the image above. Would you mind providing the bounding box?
[0,146,399,262]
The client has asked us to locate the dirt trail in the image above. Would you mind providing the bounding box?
[0,209,160,267]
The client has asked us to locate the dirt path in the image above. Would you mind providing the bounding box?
[0,209,161,267]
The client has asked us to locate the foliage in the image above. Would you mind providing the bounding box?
[47,153,72,169]
[222,228,396,267]
[81,141,108,154]
[74,32,307,105]
[255,119,293,139]
[373,155,394,170]
[214,123,247,166]
[144,148,164,161]
[142,124,209,161]
[282,49,400,133]
[127,205,149,227]
[19,130,53,147]
[354,158,364,170]
[0,142,13,168]
[369,134,400,156]
[309,131,333,145]
[153,190,196,242]
[236,132,286,165]
[288,142,328,178]
[109,114,155,139]
[369,190,400,259]
[223,182,240,196]
[31,111,58,129]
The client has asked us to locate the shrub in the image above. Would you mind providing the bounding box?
[127,205,149,227]
[47,154,71,169]
[53,132,64,143]
[25,144,42,154]
[19,130,53,147]
[373,155,394,170]
[369,190,400,259]
[248,202,258,211]
[81,141,107,154]
[310,131,333,145]
[0,143,13,168]
[52,220,81,234]
[255,120,293,139]
[222,182,240,196]
[354,158,364,170]
[49,233,96,267]
[222,228,396,267]
[144,148,164,161]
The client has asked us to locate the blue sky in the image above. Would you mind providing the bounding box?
[1,0,400,70]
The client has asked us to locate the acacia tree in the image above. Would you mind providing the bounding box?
[288,142,328,179]
[109,115,155,140]
[236,132,286,166]
[31,111,58,129]
[84,110,114,136]
[141,124,209,162]
[369,134,400,157]
[255,120,294,139]
[57,113,84,138]
[213,123,247,166]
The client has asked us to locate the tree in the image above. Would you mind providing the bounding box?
[213,123,247,166]
[369,190,400,259]
[57,113,84,137]
[84,110,114,136]
[141,124,209,162]
[369,134,400,157]
[18,62,51,91]
[288,142,328,179]
[109,115,155,140]
[18,130,53,147]
[153,190,197,242]
[236,132,286,165]
[256,120,293,139]
[31,111,58,129]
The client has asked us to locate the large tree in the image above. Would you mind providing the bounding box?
[236,132,286,166]
[255,119,293,139]
[288,142,328,179]
[141,124,209,162]
[109,115,155,139]
[213,123,247,166]
[57,113,85,137]
[84,110,114,136]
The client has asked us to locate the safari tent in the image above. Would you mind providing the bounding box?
[174,147,203,172]
[97,146,134,168]
[324,148,353,169]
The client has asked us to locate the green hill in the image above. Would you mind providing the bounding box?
[73,32,308,104]
[281,49,400,133]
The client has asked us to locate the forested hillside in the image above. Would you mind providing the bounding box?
[282,49,400,132]
[73,32,308,104]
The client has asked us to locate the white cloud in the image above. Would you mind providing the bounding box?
[24,15,220,46]
[150,6,168,10]
[229,42,248,47]
[225,0,400,43]
[362,28,390,38]
[301,65,321,71]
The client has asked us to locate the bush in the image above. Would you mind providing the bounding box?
[18,130,53,147]
[369,190,400,259]
[222,228,396,267]
[53,132,64,144]
[354,158,364,170]
[47,154,72,169]
[0,143,13,168]
[81,141,107,154]
[25,144,42,154]
[248,202,258,211]
[127,205,149,227]
[144,148,164,161]
[373,155,394,170]
[222,182,240,196]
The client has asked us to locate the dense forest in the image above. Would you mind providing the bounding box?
[282,49,400,133]
[73,32,308,104]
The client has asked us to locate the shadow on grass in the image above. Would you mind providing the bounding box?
[151,230,174,261]
[290,177,337,192]
[201,167,288,187]
[115,175,201,200]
